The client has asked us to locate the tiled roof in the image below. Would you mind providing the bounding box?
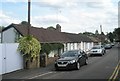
[3,23,94,43]
[62,32,93,42]
[88,36,101,43]
[95,34,108,40]
[3,24,70,43]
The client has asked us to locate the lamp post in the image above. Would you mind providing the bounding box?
[100,25,102,45]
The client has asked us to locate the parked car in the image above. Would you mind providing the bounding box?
[54,50,88,70]
[111,43,115,46]
[104,44,112,49]
[88,45,106,56]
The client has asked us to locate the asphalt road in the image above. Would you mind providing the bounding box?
[2,44,119,80]
[33,45,119,79]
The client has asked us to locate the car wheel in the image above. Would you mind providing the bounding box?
[76,62,80,70]
[104,50,106,54]
[103,53,104,55]
[101,54,103,56]
[85,59,88,65]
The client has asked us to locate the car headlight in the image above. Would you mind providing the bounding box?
[69,60,76,64]
[98,50,102,52]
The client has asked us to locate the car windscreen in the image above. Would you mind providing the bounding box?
[92,46,101,49]
[61,51,79,57]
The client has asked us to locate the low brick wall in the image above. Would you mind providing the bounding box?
[40,54,58,67]
[47,57,58,65]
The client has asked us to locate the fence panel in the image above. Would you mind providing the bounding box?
[0,43,23,74]
[0,44,2,75]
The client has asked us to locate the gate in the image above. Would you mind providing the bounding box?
[40,54,47,67]
[0,43,23,74]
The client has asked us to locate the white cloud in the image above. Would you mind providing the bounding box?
[32,0,118,9]
[33,0,78,9]
[30,0,118,33]
[2,0,118,3]
[61,0,118,33]
[1,0,118,33]
[1,0,27,2]
[31,14,69,27]
[0,11,21,26]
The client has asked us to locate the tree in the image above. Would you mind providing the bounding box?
[95,30,99,35]
[41,43,64,57]
[20,21,29,25]
[101,32,105,35]
[113,28,120,42]
[82,32,94,36]
[107,32,114,42]
[47,26,56,30]
[18,35,41,69]
[41,43,52,56]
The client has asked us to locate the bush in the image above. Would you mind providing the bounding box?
[18,35,41,62]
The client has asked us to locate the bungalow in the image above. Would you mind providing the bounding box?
[2,23,95,57]
[2,24,70,43]
[87,36,101,45]
[62,32,94,52]
[96,34,110,43]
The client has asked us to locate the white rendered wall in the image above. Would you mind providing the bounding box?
[3,28,16,43]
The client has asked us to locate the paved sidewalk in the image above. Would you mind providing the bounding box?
[2,64,55,79]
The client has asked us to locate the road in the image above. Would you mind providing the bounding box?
[32,45,119,79]
[2,44,119,80]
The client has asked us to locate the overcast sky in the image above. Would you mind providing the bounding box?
[0,0,119,34]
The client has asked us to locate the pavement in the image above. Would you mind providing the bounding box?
[2,63,55,79]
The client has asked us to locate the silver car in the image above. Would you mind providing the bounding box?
[88,45,106,56]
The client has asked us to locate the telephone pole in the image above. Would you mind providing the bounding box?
[28,0,31,35]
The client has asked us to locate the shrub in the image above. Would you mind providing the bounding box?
[18,35,41,62]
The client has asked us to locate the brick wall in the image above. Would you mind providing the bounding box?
[47,57,58,65]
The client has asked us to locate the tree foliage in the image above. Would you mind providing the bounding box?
[47,26,56,30]
[41,43,64,56]
[20,21,28,25]
[18,35,41,61]
[95,30,99,35]
[101,32,105,35]
[113,28,120,42]
[41,43,52,55]
[82,32,94,36]
[107,32,114,42]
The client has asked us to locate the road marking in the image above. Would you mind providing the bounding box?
[108,61,120,81]
[28,71,54,79]
[113,69,119,80]
[112,65,120,81]
[109,64,119,80]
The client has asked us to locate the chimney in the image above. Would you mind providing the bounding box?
[56,24,61,32]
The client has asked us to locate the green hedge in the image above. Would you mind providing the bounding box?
[41,43,64,56]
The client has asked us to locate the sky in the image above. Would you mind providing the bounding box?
[0,0,119,34]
